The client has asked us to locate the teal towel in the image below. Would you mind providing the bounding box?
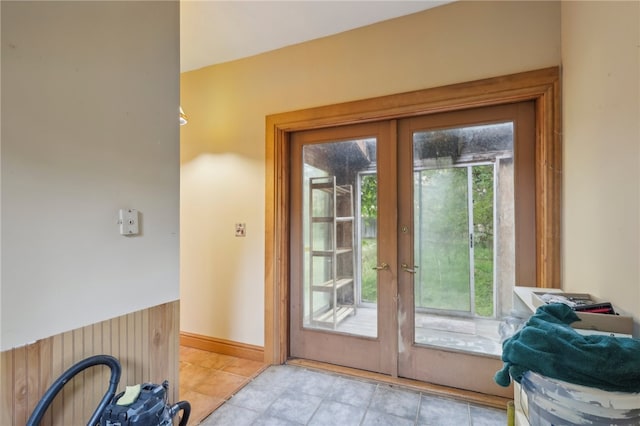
[495,303,640,392]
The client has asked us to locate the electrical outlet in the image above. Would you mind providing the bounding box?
[235,223,246,237]
[118,209,139,236]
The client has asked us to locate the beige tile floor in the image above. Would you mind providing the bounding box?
[179,346,267,425]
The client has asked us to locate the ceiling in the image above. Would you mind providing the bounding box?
[180,1,452,72]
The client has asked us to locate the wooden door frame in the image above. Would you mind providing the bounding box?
[264,67,561,364]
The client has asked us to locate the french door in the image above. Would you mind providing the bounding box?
[289,121,398,375]
[289,102,535,397]
[396,102,534,396]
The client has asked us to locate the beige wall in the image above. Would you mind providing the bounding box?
[561,1,640,327]
[1,1,180,350]
[180,1,561,346]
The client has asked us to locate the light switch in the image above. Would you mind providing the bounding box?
[119,209,139,236]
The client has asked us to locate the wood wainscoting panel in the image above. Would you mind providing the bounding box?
[0,301,180,426]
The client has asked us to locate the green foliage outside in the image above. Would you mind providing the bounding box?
[359,166,495,317]
[360,175,378,218]
[361,239,378,303]
[471,165,494,316]
[473,246,494,317]
[360,174,378,303]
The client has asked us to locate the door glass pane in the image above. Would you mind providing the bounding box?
[414,167,471,312]
[302,139,377,337]
[412,123,513,356]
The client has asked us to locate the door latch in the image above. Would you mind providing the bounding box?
[401,263,418,274]
[372,262,389,271]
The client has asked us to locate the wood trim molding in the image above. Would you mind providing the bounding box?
[536,76,562,289]
[180,332,264,362]
[264,66,561,365]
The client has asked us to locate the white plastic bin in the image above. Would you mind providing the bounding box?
[519,371,640,425]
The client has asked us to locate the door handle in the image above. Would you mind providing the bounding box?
[401,263,418,274]
[372,262,389,271]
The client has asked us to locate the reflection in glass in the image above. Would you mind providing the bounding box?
[414,167,471,312]
[302,139,377,337]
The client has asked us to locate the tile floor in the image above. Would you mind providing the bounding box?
[198,363,507,426]
[179,346,268,424]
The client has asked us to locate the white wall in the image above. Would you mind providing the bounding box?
[562,1,640,324]
[180,1,561,346]
[1,1,180,350]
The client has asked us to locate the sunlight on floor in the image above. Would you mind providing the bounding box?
[179,346,267,424]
